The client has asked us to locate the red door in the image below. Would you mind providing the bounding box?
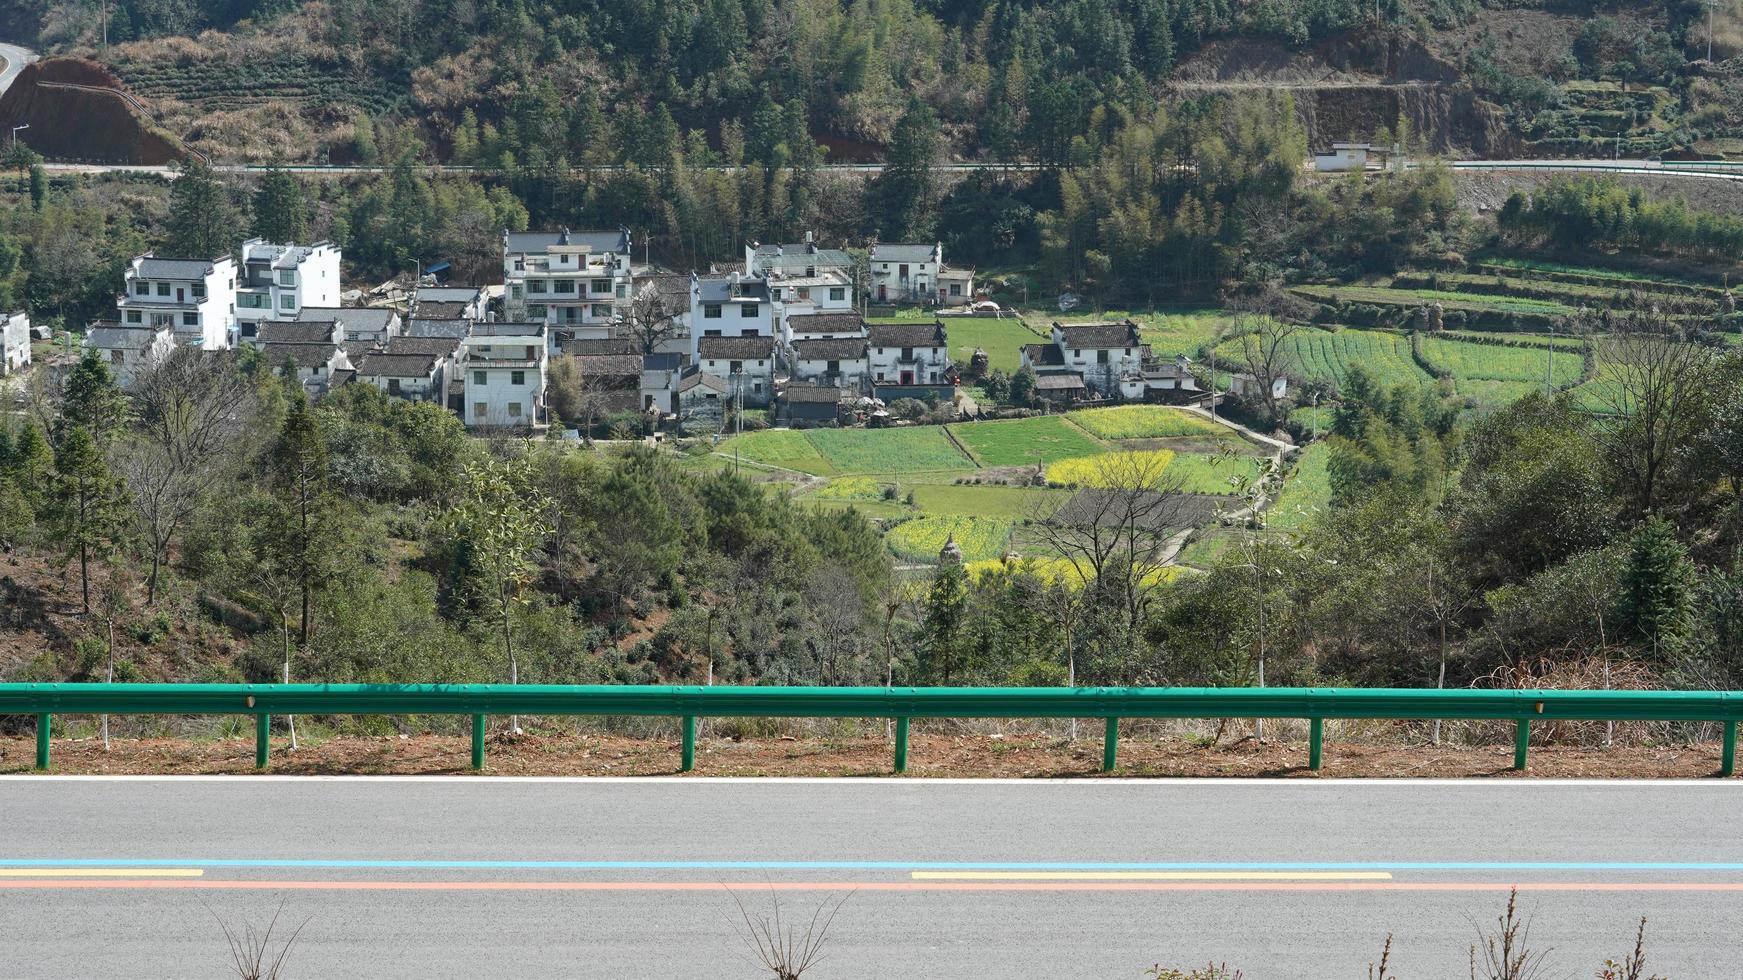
[878,285,886,302]
[900,370,914,385]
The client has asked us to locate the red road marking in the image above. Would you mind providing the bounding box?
[2,880,1743,892]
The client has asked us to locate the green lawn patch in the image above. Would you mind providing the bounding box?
[948,415,1106,467]
[805,426,975,475]
[1164,453,1263,496]
[940,317,1040,374]
[1068,405,1225,440]
[719,430,835,475]
[909,483,1072,518]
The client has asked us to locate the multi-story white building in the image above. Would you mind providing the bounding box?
[868,242,974,305]
[461,321,548,429]
[696,336,776,408]
[1,311,29,376]
[867,320,951,386]
[235,239,341,340]
[743,236,853,282]
[502,229,634,344]
[84,321,176,390]
[118,254,238,350]
[688,273,772,360]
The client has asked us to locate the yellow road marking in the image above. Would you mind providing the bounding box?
[910,871,1394,881]
[0,869,205,878]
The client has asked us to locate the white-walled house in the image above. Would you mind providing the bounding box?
[744,237,853,282]
[235,239,341,339]
[696,336,776,408]
[782,310,866,347]
[301,307,401,346]
[790,337,870,392]
[2,311,29,376]
[867,320,951,386]
[461,321,549,429]
[85,322,176,390]
[868,242,974,305]
[249,320,344,350]
[689,273,773,359]
[502,228,634,338]
[1038,321,1146,395]
[118,254,238,350]
[354,351,445,403]
[260,341,353,397]
[413,286,487,322]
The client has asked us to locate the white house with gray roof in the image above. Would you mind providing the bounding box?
[688,273,772,360]
[85,321,175,390]
[235,239,340,341]
[868,242,973,305]
[461,321,548,430]
[300,307,401,346]
[2,312,29,376]
[502,228,634,340]
[118,253,238,350]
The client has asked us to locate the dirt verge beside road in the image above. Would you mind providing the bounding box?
[1,733,1730,778]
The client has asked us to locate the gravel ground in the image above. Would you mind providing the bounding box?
[1,732,1730,778]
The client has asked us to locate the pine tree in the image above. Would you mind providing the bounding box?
[59,350,130,447]
[1614,515,1696,655]
[28,163,45,209]
[252,169,309,244]
[49,426,126,614]
[166,159,242,258]
[919,563,970,684]
[270,397,329,645]
[878,97,941,240]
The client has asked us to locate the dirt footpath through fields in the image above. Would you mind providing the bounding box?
[0,733,1731,778]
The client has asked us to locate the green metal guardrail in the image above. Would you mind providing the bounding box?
[2,684,1737,775]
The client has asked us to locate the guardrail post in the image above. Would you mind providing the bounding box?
[1309,718,1323,771]
[1722,720,1736,778]
[471,714,486,771]
[255,713,270,769]
[681,715,697,772]
[34,713,49,771]
[1513,719,1530,771]
[1102,717,1119,772]
[894,717,910,773]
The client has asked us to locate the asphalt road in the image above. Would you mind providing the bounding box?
[1,777,1739,978]
[0,41,36,97]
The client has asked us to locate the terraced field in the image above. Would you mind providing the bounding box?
[1295,284,1576,318]
[1477,258,1724,296]
[1268,445,1331,530]
[907,484,1072,518]
[1046,449,1259,495]
[1217,327,1430,389]
[724,429,837,475]
[948,415,1104,466]
[1419,336,1584,386]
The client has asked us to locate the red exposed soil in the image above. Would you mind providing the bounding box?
[0,58,188,165]
[0,732,1730,778]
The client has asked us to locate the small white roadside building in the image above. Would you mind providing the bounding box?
[1,311,29,376]
[461,321,549,429]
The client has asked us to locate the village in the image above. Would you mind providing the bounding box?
[1,230,1284,437]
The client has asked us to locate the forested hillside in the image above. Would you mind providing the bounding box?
[7,0,1738,165]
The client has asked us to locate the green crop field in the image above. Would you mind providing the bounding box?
[1163,453,1263,496]
[1420,336,1585,386]
[1219,327,1431,389]
[1479,257,1719,292]
[940,317,1040,374]
[720,430,836,475]
[1441,331,1588,349]
[1268,444,1331,529]
[805,426,974,474]
[886,516,1014,563]
[811,477,884,499]
[1067,405,1226,440]
[949,416,1106,467]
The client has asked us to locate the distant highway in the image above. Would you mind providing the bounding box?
[36,157,1743,183]
[0,41,37,97]
[1,777,1740,977]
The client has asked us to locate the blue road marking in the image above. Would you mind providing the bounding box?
[1,859,1742,871]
